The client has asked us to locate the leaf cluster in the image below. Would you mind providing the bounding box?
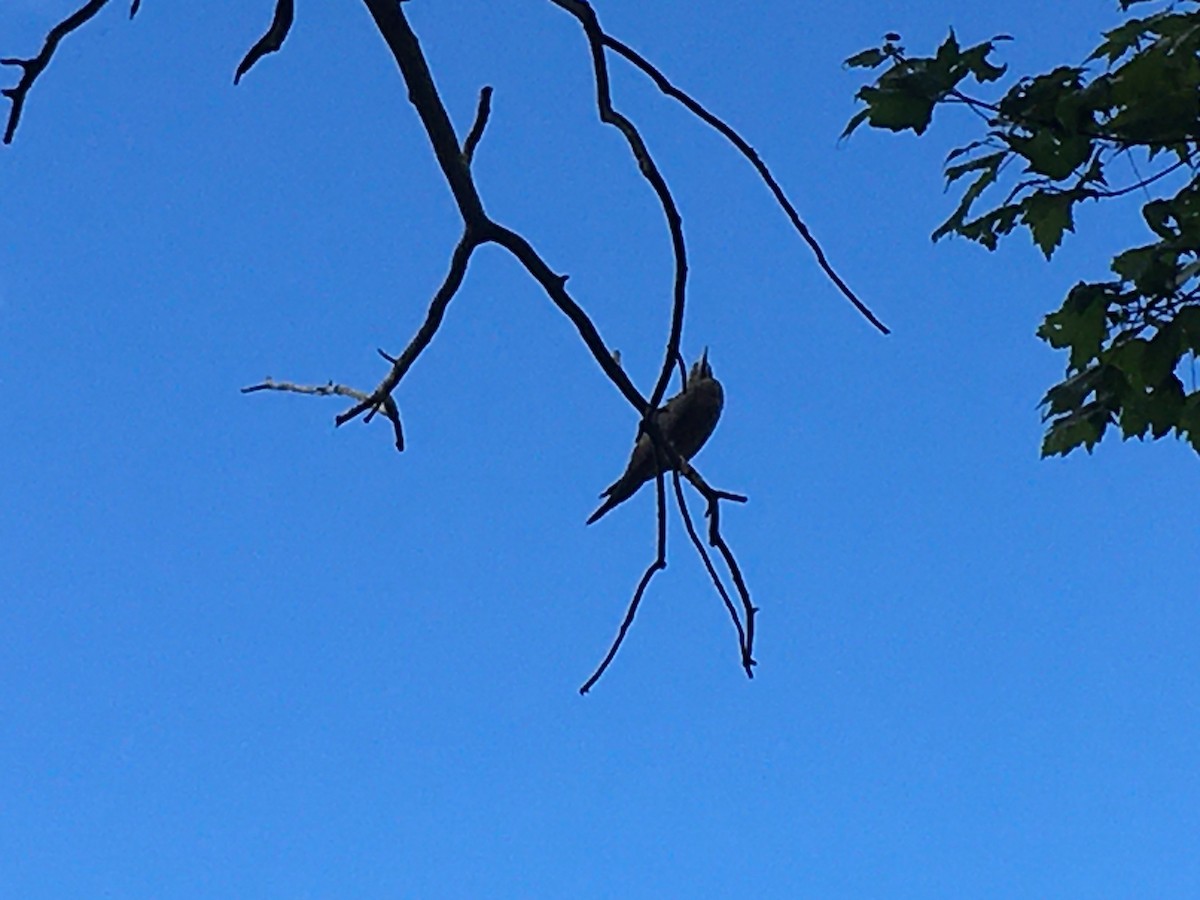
[845,1,1200,457]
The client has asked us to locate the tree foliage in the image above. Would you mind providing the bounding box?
[846,0,1200,457]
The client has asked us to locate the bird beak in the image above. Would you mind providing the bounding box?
[701,347,710,376]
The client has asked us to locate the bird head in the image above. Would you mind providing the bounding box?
[688,348,713,386]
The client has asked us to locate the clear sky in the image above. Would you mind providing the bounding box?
[2,1,1197,897]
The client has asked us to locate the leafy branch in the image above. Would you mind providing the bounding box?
[845,1,1200,457]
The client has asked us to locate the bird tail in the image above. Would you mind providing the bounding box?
[585,486,619,525]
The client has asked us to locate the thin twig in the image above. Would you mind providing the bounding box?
[335,231,480,429]
[705,496,756,674]
[604,34,891,335]
[672,470,748,669]
[547,0,689,412]
[488,223,648,413]
[580,465,669,694]
[242,377,405,450]
[234,0,295,85]
[2,0,112,145]
[462,85,494,167]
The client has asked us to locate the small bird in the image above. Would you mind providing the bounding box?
[587,349,724,524]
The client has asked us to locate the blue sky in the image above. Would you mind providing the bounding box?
[2,1,1197,896]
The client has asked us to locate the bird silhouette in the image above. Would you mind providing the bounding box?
[587,349,724,524]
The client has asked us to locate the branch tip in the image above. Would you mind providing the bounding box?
[233,0,295,85]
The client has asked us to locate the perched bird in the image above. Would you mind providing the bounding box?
[587,349,724,524]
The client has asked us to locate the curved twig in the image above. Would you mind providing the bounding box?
[672,470,749,671]
[580,465,669,694]
[604,35,890,335]
[234,0,295,85]
[704,494,756,673]
[547,0,689,412]
[462,86,494,166]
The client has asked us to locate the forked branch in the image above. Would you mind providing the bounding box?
[2,0,112,145]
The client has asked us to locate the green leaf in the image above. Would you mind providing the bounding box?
[1040,364,1104,415]
[1143,320,1183,384]
[858,83,937,134]
[1146,374,1186,437]
[956,203,1021,250]
[1107,337,1150,382]
[1088,15,1154,63]
[1038,283,1110,367]
[944,150,1006,185]
[932,155,1006,242]
[1176,305,1200,353]
[1021,190,1078,258]
[1041,402,1112,457]
[960,40,1007,83]
[1006,129,1094,180]
[845,48,888,69]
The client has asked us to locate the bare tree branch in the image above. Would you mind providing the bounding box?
[334,231,481,429]
[242,377,405,451]
[234,0,295,85]
[2,0,112,145]
[487,223,649,413]
[361,0,486,223]
[361,0,650,416]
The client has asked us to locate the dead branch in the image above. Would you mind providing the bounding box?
[334,231,481,429]
[242,378,405,451]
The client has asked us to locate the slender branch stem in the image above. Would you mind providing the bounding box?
[673,471,749,670]
[604,34,890,335]
[580,465,669,694]
[335,231,480,427]
[234,0,295,85]
[462,86,495,166]
[547,0,689,411]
